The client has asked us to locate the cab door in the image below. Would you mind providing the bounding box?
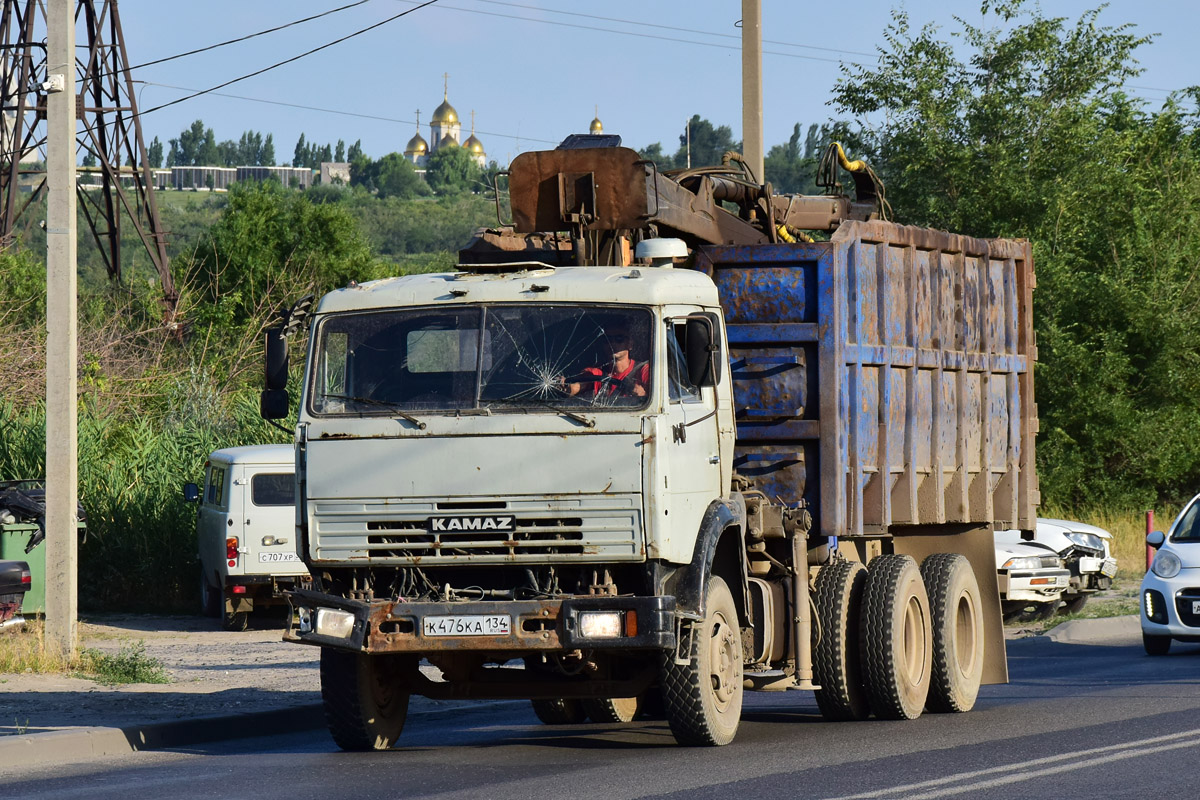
[660,309,723,548]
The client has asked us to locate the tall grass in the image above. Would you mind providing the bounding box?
[0,389,287,611]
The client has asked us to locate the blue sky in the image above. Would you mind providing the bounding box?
[116,1,1196,166]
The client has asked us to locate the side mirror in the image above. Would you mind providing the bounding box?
[684,315,721,387]
[183,483,200,503]
[261,389,290,420]
[1147,530,1165,547]
[265,326,289,392]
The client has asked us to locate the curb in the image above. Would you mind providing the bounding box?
[0,697,526,772]
[0,703,325,771]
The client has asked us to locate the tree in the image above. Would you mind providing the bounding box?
[832,0,1200,509]
[347,139,363,161]
[425,145,481,195]
[81,151,96,168]
[373,153,428,199]
[293,133,307,168]
[147,136,164,169]
[335,139,346,162]
[636,142,671,171]
[262,134,275,166]
[672,115,738,170]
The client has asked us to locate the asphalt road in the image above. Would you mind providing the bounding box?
[10,633,1200,800]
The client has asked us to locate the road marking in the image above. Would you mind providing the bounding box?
[828,726,1200,800]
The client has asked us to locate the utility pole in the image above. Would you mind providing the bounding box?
[44,0,78,657]
[741,0,764,182]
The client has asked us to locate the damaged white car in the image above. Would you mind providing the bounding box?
[996,518,1118,616]
[996,540,1070,623]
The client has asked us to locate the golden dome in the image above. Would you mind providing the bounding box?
[431,98,459,125]
[590,116,603,133]
[464,134,485,155]
[438,133,458,148]
[404,132,428,155]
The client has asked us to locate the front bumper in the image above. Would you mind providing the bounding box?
[284,588,677,654]
[1141,569,1200,638]
[998,567,1071,603]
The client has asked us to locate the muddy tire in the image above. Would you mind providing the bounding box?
[320,649,411,751]
[1143,633,1172,656]
[812,558,871,721]
[662,575,743,746]
[582,696,641,723]
[860,554,932,720]
[200,574,220,618]
[530,698,588,725]
[920,553,984,713]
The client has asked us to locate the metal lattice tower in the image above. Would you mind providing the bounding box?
[0,0,175,315]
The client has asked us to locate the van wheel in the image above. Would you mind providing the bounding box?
[812,558,871,721]
[582,696,642,723]
[200,573,220,618]
[661,575,743,746]
[920,553,983,713]
[321,649,411,751]
[860,554,932,720]
[222,609,249,632]
[530,698,588,724]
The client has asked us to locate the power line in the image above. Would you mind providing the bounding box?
[127,0,375,73]
[465,0,879,59]
[135,80,560,145]
[389,0,864,66]
[140,0,441,116]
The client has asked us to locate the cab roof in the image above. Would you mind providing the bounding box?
[315,266,720,315]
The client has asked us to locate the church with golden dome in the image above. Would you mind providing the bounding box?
[404,75,486,169]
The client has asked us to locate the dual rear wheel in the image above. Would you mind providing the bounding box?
[813,552,984,721]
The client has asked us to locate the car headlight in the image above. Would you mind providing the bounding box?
[1001,556,1043,570]
[1065,532,1103,551]
[1152,550,1182,579]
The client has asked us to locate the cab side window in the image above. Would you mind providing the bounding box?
[667,322,702,403]
[251,473,295,507]
[205,466,228,508]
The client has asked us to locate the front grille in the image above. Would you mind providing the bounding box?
[1175,588,1200,627]
[313,495,642,564]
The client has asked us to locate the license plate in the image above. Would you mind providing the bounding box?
[1101,560,1118,578]
[1192,601,1200,615]
[423,614,511,637]
[258,552,300,563]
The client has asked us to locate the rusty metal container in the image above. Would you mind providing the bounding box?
[694,220,1039,539]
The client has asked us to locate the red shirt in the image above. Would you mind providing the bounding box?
[581,359,650,397]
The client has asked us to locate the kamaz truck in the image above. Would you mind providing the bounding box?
[262,140,1038,749]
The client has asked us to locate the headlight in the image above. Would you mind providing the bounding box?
[1152,550,1182,579]
[1001,556,1043,570]
[1065,532,1103,551]
[315,608,356,638]
[579,611,624,639]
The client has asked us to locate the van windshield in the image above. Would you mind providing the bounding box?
[309,305,653,416]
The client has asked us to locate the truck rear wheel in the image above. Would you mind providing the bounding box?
[812,558,871,721]
[320,649,411,751]
[662,575,743,746]
[530,698,588,724]
[582,696,641,723]
[860,554,932,720]
[920,553,984,713]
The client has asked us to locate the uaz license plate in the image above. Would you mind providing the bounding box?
[423,614,511,637]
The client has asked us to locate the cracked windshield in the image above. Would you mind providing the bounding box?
[310,306,653,415]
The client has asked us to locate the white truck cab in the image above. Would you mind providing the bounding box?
[187,444,307,630]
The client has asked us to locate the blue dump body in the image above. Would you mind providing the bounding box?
[695,220,1039,541]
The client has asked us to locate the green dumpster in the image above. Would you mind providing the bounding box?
[0,523,44,614]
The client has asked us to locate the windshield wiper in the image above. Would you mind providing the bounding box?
[321,394,427,430]
[485,396,595,428]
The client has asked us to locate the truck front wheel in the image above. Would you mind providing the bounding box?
[860,554,932,720]
[662,575,743,746]
[813,558,871,721]
[920,553,984,713]
[320,649,411,751]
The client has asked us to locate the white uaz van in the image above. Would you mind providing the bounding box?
[185,444,308,630]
